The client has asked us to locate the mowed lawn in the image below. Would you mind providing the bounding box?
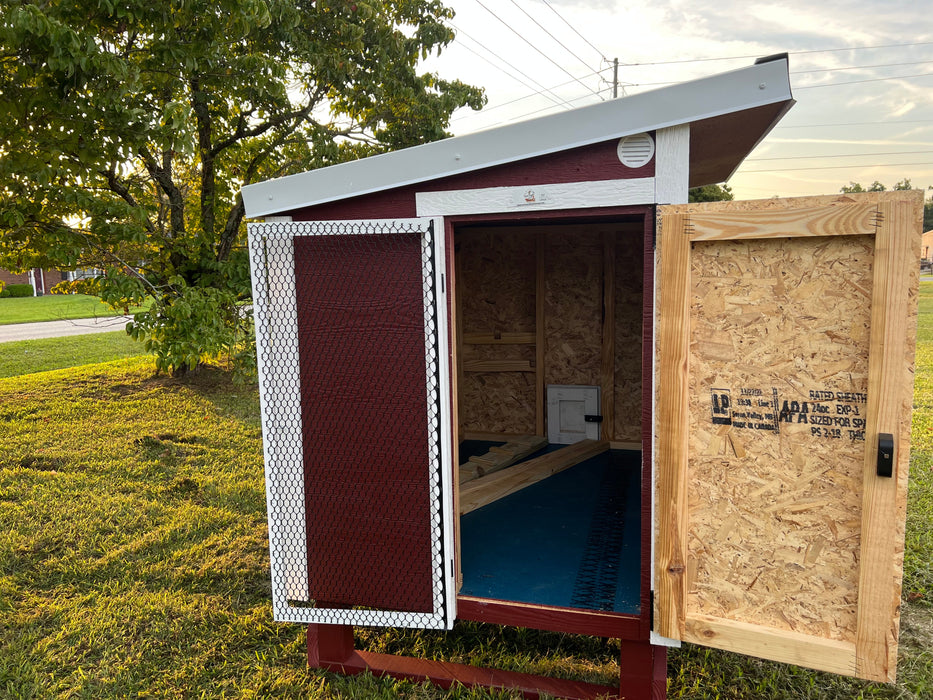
[0,282,930,699]
[0,332,146,379]
[0,294,147,326]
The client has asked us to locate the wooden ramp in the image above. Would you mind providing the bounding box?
[459,439,609,515]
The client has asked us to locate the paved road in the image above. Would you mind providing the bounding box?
[0,316,134,344]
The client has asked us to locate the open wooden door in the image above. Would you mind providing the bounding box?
[248,217,455,630]
[654,192,922,682]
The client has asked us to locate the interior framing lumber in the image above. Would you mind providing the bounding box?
[459,439,609,515]
[459,435,549,483]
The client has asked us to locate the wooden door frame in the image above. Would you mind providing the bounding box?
[444,205,656,641]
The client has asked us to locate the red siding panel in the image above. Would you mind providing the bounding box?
[290,137,653,222]
[294,233,434,612]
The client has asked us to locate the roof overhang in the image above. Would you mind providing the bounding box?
[242,57,794,218]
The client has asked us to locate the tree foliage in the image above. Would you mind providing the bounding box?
[688,183,734,203]
[0,0,484,375]
[840,180,933,231]
[840,178,914,193]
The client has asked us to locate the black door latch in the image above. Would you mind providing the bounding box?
[877,433,894,478]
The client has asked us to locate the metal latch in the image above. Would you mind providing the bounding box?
[877,433,894,478]
[584,415,603,423]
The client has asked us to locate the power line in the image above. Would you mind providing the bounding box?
[450,22,574,110]
[540,0,608,63]
[747,150,933,162]
[741,162,933,173]
[795,71,933,89]
[451,68,608,122]
[791,60,933,75]
[626,69,933,90]
[472,0,602,98]
[457,88,605,130]
[775,119,933,129]
[624,41,933,67]
[507,0,596,76]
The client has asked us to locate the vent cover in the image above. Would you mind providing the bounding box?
[617,133,655,168]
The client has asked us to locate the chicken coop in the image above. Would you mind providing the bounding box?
[241,55,922,699]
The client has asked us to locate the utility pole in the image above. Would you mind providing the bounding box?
[612,58,619,98]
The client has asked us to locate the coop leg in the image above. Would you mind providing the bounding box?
[619,641,666,700]
[307,622,355,667]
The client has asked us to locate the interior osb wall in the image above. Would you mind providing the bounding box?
[686,235,874,642]
[456,223,643,441]
[457,228,537,435]
[543,228,603,386]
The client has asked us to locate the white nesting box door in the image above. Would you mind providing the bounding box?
[546,385,601,444]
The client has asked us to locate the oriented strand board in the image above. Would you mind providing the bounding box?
[686,235,873,642]
[457,228,537,334]
[456,223,645,441]
[457,228,537,435]
[543,228,603,388]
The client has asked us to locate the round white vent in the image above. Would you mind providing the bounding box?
[617,133,655,168]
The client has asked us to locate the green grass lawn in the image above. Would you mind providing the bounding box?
[0,294,147,326]
[0,283,930,699]
[0,331,147,379]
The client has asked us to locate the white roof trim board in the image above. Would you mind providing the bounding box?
[242,58,793,218]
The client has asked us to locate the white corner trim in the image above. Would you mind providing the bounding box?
[415,178,656,216]
[655,125,690,205]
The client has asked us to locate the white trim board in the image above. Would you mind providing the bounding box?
[416,178,655,216]
[654,125,690,205]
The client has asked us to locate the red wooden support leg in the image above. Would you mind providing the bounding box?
[306,622,624,698]
[307,623,355,667]
[619,641,666,700]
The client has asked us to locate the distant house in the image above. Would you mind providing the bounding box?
[0,268,63,295]
[0,267,99,295]
[923,230,933,271]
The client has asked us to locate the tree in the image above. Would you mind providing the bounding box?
[841,178,915,193]
[840,180,887,193]
[840,180,933,231]
[688,183,734,203]
[0,0,484,375]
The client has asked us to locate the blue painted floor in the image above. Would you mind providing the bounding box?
[459,443,641,614]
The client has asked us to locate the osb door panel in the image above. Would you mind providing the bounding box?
[247,218,455,630]
[654,192,922,682]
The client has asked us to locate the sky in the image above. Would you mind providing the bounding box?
[419,0,933,201]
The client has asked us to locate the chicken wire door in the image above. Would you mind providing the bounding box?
[248,218,455,630]
[654,192,921,682]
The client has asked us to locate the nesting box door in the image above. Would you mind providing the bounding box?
[654,192,922,682]
[248,218,455,630]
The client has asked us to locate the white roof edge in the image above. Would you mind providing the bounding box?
[242,58,793,218]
